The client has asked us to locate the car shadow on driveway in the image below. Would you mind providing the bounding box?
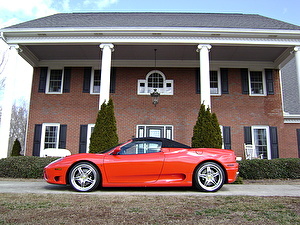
[44,184,198,193]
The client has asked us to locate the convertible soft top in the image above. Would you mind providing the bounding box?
[132,137,191,149]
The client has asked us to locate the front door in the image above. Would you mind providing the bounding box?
[137,125,173,139]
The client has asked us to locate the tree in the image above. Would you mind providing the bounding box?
[192,103,222,148]
[89,99,119,153]
[211,112,222,149]
[7,100,28,155]
[11,138,21,156]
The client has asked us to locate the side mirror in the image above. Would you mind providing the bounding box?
[111,148,121,155]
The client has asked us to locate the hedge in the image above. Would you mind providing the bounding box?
[0,156,59,179]
[238,158,300,179]
[0,156,299,180]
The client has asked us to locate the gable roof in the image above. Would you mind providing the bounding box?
[4,12,300,31]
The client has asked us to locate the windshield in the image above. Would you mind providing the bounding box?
[97,143,124,154]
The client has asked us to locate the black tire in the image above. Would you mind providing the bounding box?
[68,162,100,192]
[194,162,225,192]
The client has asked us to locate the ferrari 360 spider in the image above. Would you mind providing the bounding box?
[44,137,239,192]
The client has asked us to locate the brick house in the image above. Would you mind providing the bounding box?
[1,12,300,159]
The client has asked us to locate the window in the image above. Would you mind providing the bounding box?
[251,126,271,159]
[41,123,60,150]
[79,124,95,153]
[138,70,173,95]
[210,71,221,95]
[249,71,266,95]
[86,124,95,152]
[252,126,270,159]
[119,140,162,155]
[196,69,227,95]
[47,69,63,93]
[137,125,173,139]
[87,69,116,94]
[244,126,278,160]
[92,70,101,93]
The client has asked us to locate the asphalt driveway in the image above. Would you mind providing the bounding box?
[0,179,299,196]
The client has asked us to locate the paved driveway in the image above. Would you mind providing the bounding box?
[0,179,299,196]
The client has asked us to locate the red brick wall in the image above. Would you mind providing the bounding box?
[25,67,299,158]
[26,67,99,155]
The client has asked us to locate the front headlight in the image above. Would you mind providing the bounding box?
[46,157,63,167]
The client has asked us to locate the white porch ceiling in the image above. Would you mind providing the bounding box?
[22,44,288,66]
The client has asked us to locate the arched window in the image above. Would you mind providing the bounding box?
[138,70,173,95]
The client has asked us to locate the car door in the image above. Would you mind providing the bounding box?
[103,140,164,183]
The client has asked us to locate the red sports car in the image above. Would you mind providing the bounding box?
[44,138,239,192]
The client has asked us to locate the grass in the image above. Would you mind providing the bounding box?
[0,194,299,224]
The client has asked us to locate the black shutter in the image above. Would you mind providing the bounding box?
[265,69,274,95]
[297,129,300,158]
[38,67,48,93]
[222,126,231,149]
[63,67,71,93]
[33,124,42,156]
[110,67,116,93]
[58,125,67,149]
[270,127,279,159]
[79,125,88,153]
[196,68,200,94]
[83,67,91,93]
[244,126,252,144]
[220,68,229,94]
[241,68,249,94]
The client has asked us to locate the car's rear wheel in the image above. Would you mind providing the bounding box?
[194,162,225,192]
[69,162,100,192]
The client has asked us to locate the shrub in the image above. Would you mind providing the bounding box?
[192,104,222,148]
[1,157,299,180]
[0,156,59,179]
[238,158,300,179]
[89,99,119,153]
[11,139,22,156]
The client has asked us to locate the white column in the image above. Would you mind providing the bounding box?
[294,46,300,106]
[197,44,212,109]
[99,43,114,108]
[0,44,19,158]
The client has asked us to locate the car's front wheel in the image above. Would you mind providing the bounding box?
[194,162,225,192]
[69,162,100,192]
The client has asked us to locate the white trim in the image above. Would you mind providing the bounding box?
[220,125,224,149]
[248,70,267,96]
[46,68,64,94]
[86,124,95,153]
[2,26,300,36]
[40,123,60,156]
[90,69,100,94]
[4,35,300,46]
[284,114,300,123]
[210,70,221,96]
[137,70,173,95]
[136,125,174,139]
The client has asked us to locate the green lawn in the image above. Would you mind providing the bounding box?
[0,193,299,224]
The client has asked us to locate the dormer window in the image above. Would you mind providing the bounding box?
[138,70,173,95]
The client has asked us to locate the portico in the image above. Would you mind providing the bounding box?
[1,12,300,158]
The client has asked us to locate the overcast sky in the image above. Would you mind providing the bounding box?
[0,0,299,28]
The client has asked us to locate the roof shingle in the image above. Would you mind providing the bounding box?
[4,12,300,30]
